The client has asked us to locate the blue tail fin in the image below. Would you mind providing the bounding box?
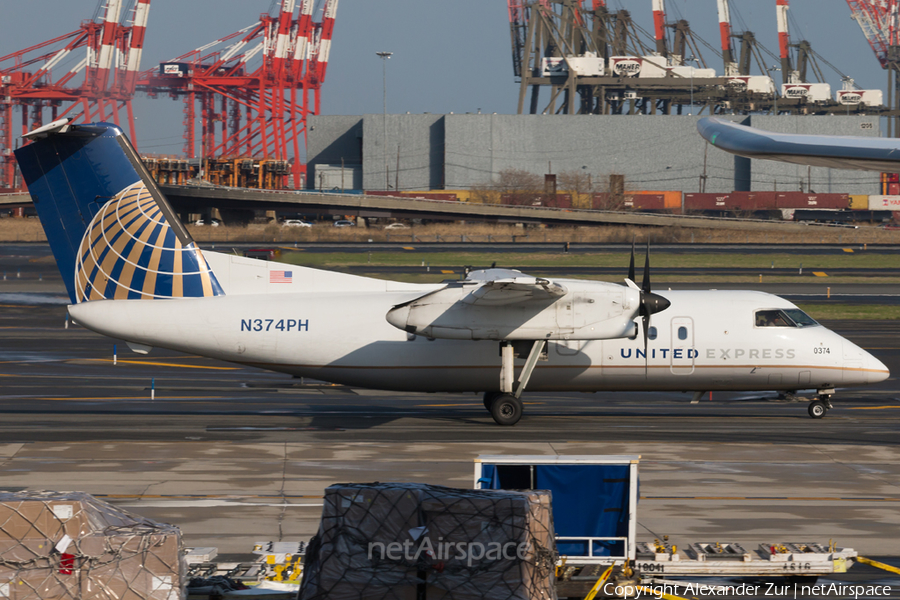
[14,119,224,303]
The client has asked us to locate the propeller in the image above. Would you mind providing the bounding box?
[626,239,671,361]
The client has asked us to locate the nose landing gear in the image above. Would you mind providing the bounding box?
[808,390,834,419]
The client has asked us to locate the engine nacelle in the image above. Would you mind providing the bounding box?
[386,281,642,341]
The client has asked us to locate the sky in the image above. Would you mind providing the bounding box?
[0,0,889,156]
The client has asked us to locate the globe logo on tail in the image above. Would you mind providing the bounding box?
[74,182,223,303]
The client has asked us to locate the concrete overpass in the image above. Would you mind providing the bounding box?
[4,184,815,232]
[157,184,814,232]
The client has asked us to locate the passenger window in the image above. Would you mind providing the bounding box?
[677,326,688,340]
[648,326,657,340]
[755,310,791,327]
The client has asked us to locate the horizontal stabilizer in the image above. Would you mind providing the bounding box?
[697,117,900,172]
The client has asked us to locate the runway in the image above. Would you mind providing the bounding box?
[1,245,899,591]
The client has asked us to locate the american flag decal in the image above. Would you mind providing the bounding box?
[270,270,293,283]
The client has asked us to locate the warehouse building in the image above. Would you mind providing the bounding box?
[307,115,881,196]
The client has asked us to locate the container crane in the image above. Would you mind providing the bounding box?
[652,0,668,57]
[846,0,900,134]
[717,0,737,74]
[0,0,151,191]
[776,0,795,84]
[136,0,339,189]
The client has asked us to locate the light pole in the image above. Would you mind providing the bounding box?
[767,65,781,115]
[376,51,392,190]
[685,56,698,115]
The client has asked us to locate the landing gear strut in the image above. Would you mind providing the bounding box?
[485,340,546,426]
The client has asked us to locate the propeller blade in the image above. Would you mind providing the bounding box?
[628,238,636,283]
[641,306,650,351]
[642,240,651,293]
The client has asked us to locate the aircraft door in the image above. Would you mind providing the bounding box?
[670,317,695,374]
[556,295,575,334]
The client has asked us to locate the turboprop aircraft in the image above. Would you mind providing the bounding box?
[13,118,889,426]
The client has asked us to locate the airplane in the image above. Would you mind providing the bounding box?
[12,118,889,426]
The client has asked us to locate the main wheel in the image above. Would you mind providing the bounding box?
[808,400,827,419]
[483,391,501,411]
[490,394,523,426]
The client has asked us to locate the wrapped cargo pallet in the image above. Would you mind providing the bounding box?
[0,491,183,600]
[299,482,557,600]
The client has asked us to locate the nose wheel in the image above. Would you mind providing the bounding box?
[807,396,833,419]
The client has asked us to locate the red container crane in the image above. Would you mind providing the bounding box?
[0,0,151,190]
[846,0,900,67]
[136,0,339,189]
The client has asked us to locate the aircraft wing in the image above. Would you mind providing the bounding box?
[697,117,900,172]
[462,270,567,306]
[386,269,638,341]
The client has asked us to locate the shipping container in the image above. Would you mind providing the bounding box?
[684,193,730,210]
[782,83,832,103]
[638,55,668,78]
[724,76,775,95]
[541,53,604,77]
[159,62,189,77]
[849,195,869,210]
[684,192,777,211]
[837,89,883,107]
[622,194,666,210]
[667,66,716,79]
[609,56,647,78]
[634,190,682,209]
[732,192,778,209]
[775,193,849,209]
[868,195,900,210]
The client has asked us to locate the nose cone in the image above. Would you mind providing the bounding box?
[864,351,890,384]
[644,292,670,315]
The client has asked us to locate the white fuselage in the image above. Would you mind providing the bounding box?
[68,268,889,395]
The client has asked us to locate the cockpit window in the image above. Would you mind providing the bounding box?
[783,309,819,328]
[755,310,790,327]
[755,309,819,328]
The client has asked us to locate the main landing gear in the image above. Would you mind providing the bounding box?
[483,340,546,426]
